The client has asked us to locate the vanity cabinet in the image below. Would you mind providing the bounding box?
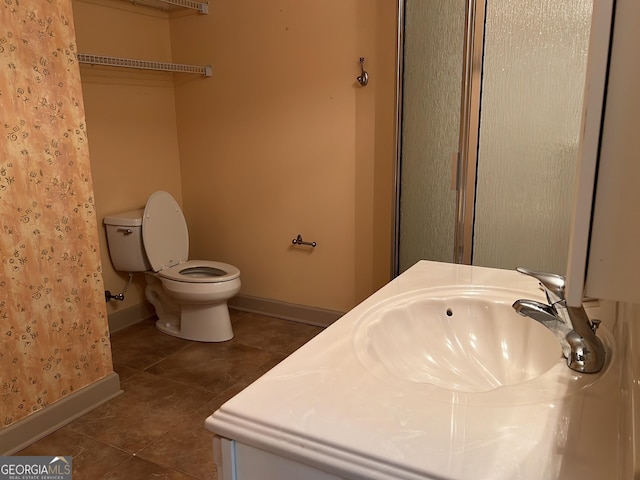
[212,437,343,480]
[205,261,627,480]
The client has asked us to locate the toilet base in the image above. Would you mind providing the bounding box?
[155,303,234,342]
[145,274,236,342]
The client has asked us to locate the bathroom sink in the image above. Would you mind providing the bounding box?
[354,287,563,393]
[208,262,622,480]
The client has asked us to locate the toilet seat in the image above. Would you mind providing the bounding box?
[158,260,240,284]
[143,191,238,284]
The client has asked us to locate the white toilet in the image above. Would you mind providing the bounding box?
[103,191,240,342]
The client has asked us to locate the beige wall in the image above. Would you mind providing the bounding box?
[76,0,396,315]
[72,0,184,315]
[0,0,112,426]
[171,0,396,312]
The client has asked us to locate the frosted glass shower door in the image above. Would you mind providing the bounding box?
[472,0,593,274]
[398,0,466,273]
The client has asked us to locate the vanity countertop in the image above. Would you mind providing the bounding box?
[206,261,626,480]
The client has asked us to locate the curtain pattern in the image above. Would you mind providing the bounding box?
[0,0,113,426]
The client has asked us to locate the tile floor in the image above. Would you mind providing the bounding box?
[17,310,324,479]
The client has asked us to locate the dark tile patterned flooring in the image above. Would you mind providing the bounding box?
[17,310,324,479]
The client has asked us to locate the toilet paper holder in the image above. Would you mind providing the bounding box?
[292,234,317,248]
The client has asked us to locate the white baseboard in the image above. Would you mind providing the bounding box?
[0,373,122,455]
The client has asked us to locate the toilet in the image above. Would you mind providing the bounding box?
[103,191,240,342]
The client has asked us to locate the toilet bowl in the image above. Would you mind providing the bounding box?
[104,191,240,342]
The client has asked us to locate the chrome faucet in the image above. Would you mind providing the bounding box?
[512,267,606,374]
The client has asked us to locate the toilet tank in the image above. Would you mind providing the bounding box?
[103,209,152,272]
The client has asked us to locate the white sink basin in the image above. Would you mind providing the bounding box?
[354,287,564,393]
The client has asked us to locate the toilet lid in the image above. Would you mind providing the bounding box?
[142,191,189,272]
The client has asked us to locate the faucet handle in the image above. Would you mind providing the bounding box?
[516,267,566,301]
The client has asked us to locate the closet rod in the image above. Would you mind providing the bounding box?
[77,54,212,77]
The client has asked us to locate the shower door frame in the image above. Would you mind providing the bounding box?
[454,0,486,265]
[392,0,486,274]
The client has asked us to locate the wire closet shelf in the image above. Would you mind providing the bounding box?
[76,54,212,77]
[130,0,208,13]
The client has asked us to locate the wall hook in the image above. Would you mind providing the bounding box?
[357,57,369,87]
